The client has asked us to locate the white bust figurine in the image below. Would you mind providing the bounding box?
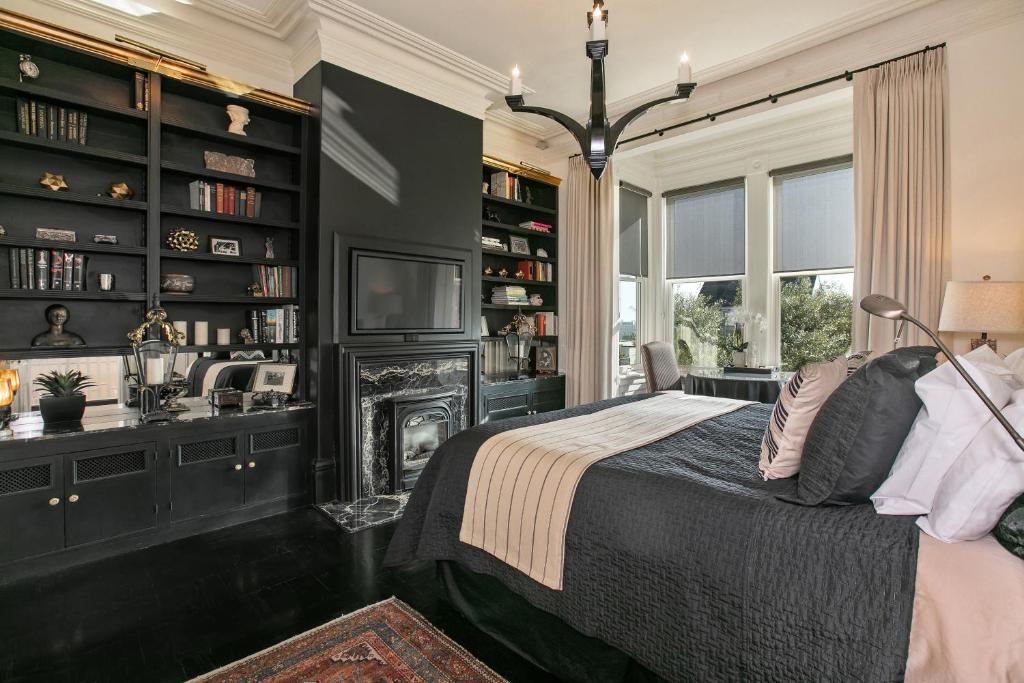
[226,104,250,136]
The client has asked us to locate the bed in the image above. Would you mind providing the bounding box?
[384,394,1024,682]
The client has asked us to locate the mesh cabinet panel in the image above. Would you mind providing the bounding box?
[488,394,528,411]
[0,464,51,496]
[75,451,147,482]
[251,428,300,453]
[178,437,237,465]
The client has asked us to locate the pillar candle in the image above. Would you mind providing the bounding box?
[145,357,164,385]
[217,328,231,345]
[510,65,522,96]
[590,5,605,41]
[194,321,209,346]
[678,52,692,83]
[173,320,187,345]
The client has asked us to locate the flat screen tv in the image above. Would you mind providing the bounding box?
[352,250,464,333]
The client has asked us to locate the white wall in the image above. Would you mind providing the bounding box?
[947,17,1024,354]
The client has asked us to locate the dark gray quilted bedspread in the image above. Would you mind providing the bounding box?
[384,395,920,682]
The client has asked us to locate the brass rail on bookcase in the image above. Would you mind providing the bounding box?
[0,9,312,115]
[483,155,562,187]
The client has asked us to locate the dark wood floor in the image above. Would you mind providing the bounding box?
[0,508,558,682]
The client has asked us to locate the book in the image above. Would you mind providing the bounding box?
[58,107,67,141]
[143,74,151,111]
[78,111,88,145]
[254,192,262,218]
[246,187,255,218]
[19,249,31,290]
[62,252,74,291]
[215,183,225,214]
[35,101,45,138]
[227,186,236,216]
[8,248,19,289]
[72,254,85,291]
[67,110,78,143]
[16,98,29,134]
[188,180,201,210]
[35,250,49,290]
[50,249,63,290]
[134,72,145,110]
[47,104,57,140]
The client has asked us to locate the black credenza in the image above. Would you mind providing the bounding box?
[0,403,312,581]
[480,373,566,423]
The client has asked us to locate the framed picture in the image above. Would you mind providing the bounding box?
[251,362,297,394]
[535,345,557,374]
[509,235,530,255]
[209,236,241,257]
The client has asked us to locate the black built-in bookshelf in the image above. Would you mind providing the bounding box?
[0,23,311,395]
[479,157,560,373]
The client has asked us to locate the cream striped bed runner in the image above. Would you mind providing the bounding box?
[459,392,752,590]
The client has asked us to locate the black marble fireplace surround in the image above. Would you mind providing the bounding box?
[338,343,479,501]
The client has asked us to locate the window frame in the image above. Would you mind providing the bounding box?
[618,274,643,369]
[665,273,748,368]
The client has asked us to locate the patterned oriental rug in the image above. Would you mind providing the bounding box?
[190,597,506,683]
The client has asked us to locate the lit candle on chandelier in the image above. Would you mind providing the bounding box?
[510,65,522,96]
[590,4,606,41]
[678,52,692,83]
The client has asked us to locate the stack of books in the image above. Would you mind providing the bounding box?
[488,171,525,202]
[252,265,298,298]
[519,221,551,233]
[532,312,558,336]
[515,260,553,282]
[481,236,506,251]
[16,99,88,144]
[491,285,528,306]
[7,248,86,291]
[188,181,262,218]
[246,305,299,344]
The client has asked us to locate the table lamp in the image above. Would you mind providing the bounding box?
[937,278,1024,352]
[0,378,12,430]
[861,293,1024,453]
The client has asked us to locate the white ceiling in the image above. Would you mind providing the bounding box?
[352,0,918,117]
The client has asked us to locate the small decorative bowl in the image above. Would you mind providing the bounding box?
[160,273,195,294]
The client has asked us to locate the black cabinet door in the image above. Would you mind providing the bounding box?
[243,425,306,505]
[482,390,530,423]
[64,444,158,548]
[169,431,244,522]
[530,384,565,415]
[0,456,65,564]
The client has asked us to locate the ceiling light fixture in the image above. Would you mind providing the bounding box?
[506,1,696,179]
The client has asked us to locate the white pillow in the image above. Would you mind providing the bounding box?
[759,356,847,480]
[872,344,1023,515]
[917,389,1024,543]
[1005,347,1024,381]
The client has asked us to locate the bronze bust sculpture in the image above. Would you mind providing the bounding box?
[31,304,86,347]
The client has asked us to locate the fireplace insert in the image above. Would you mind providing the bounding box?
[386,389,459,491]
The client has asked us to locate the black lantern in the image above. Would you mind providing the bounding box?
[127,306,183,423]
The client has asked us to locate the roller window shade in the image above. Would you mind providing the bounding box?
[773,160,854,273]
[665,179,745,279]
[619,183,650,277]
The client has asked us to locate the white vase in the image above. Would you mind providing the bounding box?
[732,351,747,368]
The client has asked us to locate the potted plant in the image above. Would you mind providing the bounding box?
[725,328,749,368]
[33,370,95,424]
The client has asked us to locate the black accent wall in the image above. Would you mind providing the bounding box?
[294,62,482,502]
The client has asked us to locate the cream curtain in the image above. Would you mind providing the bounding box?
[852,47,950,352]
[564,157,615,406]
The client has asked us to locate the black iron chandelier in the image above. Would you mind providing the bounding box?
[506,1,696,179]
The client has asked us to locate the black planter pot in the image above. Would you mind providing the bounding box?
[38,394,87,424]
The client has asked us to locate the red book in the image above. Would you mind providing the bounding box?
[215,183,225,214]
[227,186,236,215]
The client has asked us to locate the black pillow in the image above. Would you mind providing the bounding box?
[781,346,939,506]
[994,494,1024,560]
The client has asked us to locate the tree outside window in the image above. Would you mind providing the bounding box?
[779,274,853,371]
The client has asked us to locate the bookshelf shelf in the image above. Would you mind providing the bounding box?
[0,77,149,120]
[0,183,148,211]
[482,193,557,215]
[160,161,301,193]
[160,205,300,230]
[0,130,148,166]
[0,19,311,389]
[159,250,298,267]
[0,289,146,301]
[482,247,557,263]
[482,219,556,240]
[0,237,147,256]
[482,275,556,287]
[161,116,302,155]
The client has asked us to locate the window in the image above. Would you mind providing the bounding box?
[664,179,746,367]
[618,182,650,368]
[772,157,854,370]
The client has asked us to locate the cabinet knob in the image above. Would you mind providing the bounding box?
[247,461,256,469]
[48,497,60,506]
[234,463,243,471]
[68,494,80,503]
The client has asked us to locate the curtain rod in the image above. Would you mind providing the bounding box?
[567,42,946,159]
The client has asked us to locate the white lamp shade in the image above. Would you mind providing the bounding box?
[938,281,1024,333]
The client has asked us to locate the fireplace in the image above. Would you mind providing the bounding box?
[386,389,457,491]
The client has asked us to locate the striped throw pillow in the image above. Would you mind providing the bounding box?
[846,350,873,376]
[759,356,847,480]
